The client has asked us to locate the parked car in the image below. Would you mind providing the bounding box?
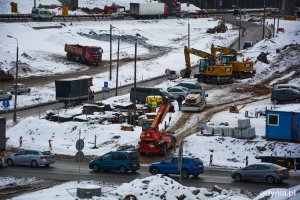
[243,41,253,49]
[167,70,179,80]
[89,151,140,173]
[130,87,174,103]
[175,80,202,93]
[167,86,189,100]
[149,156,204,179]
[6,150,55,167]
[231,163,289,183]
[248,16,261,22]
[0,90,12,101]
[274,84,300,92]
[271,88,300,104]
[10,83,31,95]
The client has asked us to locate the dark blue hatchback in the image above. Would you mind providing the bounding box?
[149,156,204,179]
[89,151,140,173]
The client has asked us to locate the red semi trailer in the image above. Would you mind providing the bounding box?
[65,44,103,66]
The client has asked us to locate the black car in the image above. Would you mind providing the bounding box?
[271,88,300,104]
[130,87,174,103]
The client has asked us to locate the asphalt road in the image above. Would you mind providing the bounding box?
[0,160,299,194]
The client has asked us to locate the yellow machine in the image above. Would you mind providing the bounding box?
[145,96,163,104]
[229,104,246,113]
[211,44,255,79]
[183,46,233,84]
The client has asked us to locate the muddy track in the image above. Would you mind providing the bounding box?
[0,180,63,199]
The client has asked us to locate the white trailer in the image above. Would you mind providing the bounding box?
[130,3,168,19]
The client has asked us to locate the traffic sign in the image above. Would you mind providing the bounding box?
[165,69,171,75]
[76,139,84,151]
[104,81,108,88]
[75,150,84,162]
[2,100,10,109]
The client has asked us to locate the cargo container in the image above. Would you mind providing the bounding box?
[130,3,168,19]
[266,109,300,142]
[65,44,103,66]
[55,76,94,106]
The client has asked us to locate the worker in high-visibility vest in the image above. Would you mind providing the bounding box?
[151,99,157,112]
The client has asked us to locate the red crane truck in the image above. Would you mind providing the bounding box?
[65,44,103,66]
[138,98,176,155]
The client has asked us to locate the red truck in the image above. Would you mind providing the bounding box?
[65,44,103,65]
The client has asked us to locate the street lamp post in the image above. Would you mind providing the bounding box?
[238,13,241,50]
[7,35,19,123]
[109,24,113,81]
[262,0,266,39]
[133,33,141,127]
[111,26,121,96]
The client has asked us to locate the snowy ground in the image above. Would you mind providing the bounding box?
[3,175,299,200]
[2,18,300,168]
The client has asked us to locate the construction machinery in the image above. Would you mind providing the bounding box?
[211,44,255,79]
[181,90,207,112]
[103,3,125,14]
[207,21,228,33]
[0,69,14,81]
[183,46,233,84]
[138,98,176,156]
[229,104,246,113]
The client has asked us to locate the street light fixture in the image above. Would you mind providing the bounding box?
[7,35,19,123]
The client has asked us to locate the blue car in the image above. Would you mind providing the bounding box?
[149,156,204,179]
[89,151,140,173]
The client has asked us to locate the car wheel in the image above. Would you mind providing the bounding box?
[181,169,189,179]
[92,165,99,172]
[45,164,50,167]
[193,173,200,177]
[7,159,13,166]
[131,170,137,173]
[31,160,38,168]
[234,173,242,182]
[266,175,275,184]
[150,167,160,175]
[273,99,279,105]
[119,166,127,173]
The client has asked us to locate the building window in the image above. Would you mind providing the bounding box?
[268,114,279,126]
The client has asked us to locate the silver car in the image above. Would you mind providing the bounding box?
[6,150,55,167]
[167,86,189,100]
[231,163,289,183]
[10,83,31,95]
[0,90,12,101]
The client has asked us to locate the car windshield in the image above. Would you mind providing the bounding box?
[91,48,103,54]
[129,152,139,160]
[42,151,51,155]
[192,158,203,164]
[159,88,168,94]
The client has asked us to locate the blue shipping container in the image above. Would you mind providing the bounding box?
[266,110,300,143]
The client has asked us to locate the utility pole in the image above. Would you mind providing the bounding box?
[7,35,18,123]
[238,13,241,50]
[187,2,190,49]
[273,16,276,37]
[109,24,112,81]
[262,0,266,40]
[133,36,138,127]
[115,35,120,96]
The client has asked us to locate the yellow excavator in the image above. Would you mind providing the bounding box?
[183,46,233,84]
[211,44,255,79]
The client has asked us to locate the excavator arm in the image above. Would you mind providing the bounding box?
[211,44,237,60]
[150,99,171,129]
[183,46,215,78]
